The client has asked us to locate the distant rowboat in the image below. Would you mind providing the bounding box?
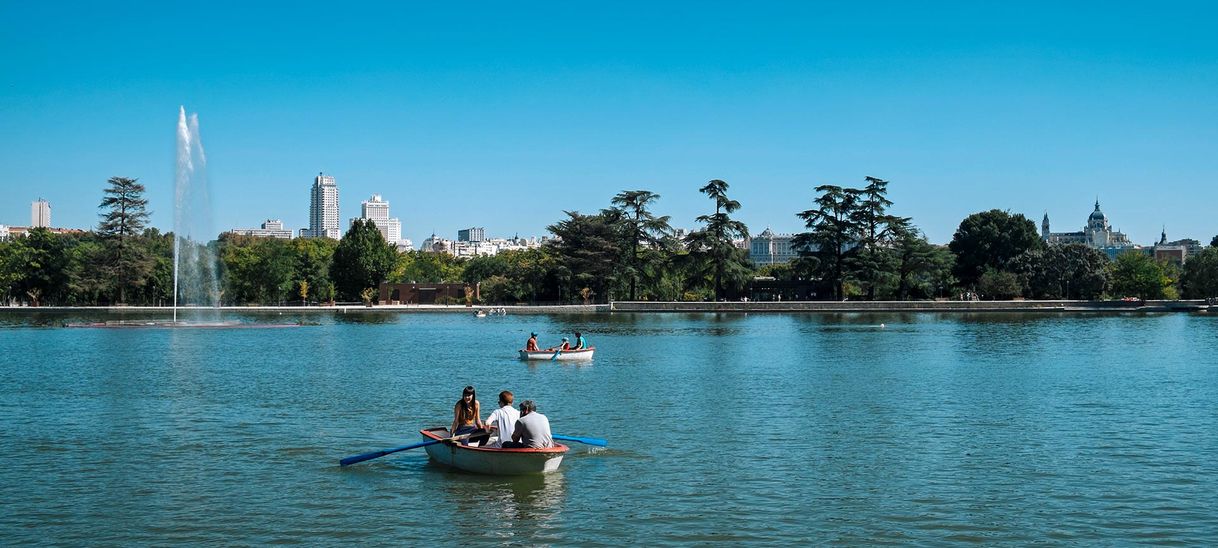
[518,348,595,361]
[420,427,568,475]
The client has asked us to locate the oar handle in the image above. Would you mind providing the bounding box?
[339,433,472,466]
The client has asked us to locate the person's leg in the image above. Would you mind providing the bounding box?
[500,441,526,448]
[453,425,478,445]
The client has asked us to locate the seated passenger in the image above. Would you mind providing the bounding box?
[525,332,540,352]
[450,385,489,446]
[572,331,587,350]
[545,338,571,352]
[502,400,553,449]
[484,391,520,448]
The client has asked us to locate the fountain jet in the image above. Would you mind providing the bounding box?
[173,106,220,322]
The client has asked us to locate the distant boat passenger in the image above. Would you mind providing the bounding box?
[526,332,540,352]
[572,331,587,350]
[545,338,571,352]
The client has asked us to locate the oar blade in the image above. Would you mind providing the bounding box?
[553,434,607,447]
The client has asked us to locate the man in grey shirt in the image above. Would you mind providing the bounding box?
[503,400,553,449]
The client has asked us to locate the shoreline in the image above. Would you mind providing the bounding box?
[2,300,1211,314]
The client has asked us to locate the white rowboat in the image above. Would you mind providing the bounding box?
[518,348,595,361]
[420,427,568,475]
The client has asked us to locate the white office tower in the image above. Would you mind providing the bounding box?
[302,173,340,239]
[355,194,403,245]
[31,199,51,228]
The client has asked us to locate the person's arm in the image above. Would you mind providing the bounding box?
[474,401,484,429]
[450,402,460,435]
[485,410,499,431]
[511,420,523,442]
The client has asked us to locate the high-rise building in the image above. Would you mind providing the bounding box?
[351,194,403,245]
[31,199,50,228]
[301,173,340,239]
[458,227,485,242]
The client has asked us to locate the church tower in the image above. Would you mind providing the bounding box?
[1042,213,1050,242]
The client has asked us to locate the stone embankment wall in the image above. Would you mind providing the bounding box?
[609,300,1212,313]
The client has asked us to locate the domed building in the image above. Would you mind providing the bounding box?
[1042,200,1137,259]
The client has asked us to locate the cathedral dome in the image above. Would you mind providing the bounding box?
[1089,200,1106,221]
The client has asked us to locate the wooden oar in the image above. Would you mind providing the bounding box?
[340,433,471,466]
[553,434,607,447]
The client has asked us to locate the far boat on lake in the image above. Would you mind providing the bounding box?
[518,348,595,361]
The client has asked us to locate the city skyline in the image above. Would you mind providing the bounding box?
[2,3,1216,245]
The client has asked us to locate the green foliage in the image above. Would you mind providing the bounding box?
[11,228,72,306]
[685,180,751,300]
[1109,251,1169,299]
[291,237,338,299]
[949,209,1042,288]
[1010,243,1109,299]
[392,250,465,284]
[610,190,673,300]
[850,177,910,300]
[794,184,858,301]
[890,229,956,300]
[1181,247,1218,299]
[1211,235,1218,248]
[96,176,154,303]
[548,210,628,302]
[331,219,397,302]
[219,234,296,304]
[977,268,1021,300]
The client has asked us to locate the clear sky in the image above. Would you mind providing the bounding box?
[2,1,1215,245]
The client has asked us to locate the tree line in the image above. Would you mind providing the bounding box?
[2,176,1217,306]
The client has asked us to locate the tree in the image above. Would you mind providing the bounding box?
[9,228,71,306]
[948,209,1042,288]
[1211,235,1218,248]
[218,235,295,304]
[610,190,672,300]
[1109,251,1168,299]
[292,237,337,300]
[548,211,628,302]
[1011,243,1109,299]
[97,176,153,303]
[1181,247,1218,299]
[891,227,955,300]
[793,185,859,301]
[684,180,750,300]
[330,219,397,302]
[850,177,910,300]
[392,250,465,284]
[977,268,1021,300]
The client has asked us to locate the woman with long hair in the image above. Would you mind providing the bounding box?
[450,386,486,445]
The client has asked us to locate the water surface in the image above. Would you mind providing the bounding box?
[2,310,1216,544]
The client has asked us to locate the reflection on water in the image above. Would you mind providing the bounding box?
[432,466,567,540]
[332,311,401,324]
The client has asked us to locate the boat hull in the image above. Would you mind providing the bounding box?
[420,428,567,475]
[518,348,595,361]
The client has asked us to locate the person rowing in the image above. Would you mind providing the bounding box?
[545,337,571,352]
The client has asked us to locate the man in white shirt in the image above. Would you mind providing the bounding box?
[484,391,520,448]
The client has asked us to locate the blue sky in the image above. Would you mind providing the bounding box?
[2,2,1215,245]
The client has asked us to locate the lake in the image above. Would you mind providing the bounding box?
[2,310,1216,544]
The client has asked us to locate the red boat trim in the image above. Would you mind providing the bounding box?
[420,428,568,453]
